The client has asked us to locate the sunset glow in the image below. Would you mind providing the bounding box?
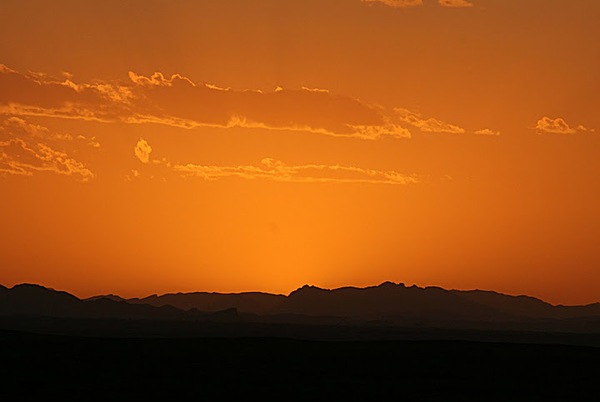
[1,0,599,305]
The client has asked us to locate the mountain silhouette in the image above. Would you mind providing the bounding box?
[112,281,600,323]
[278,282,498,319]
[3,282,600,399]
[126,291,285,315]
[2,281,600,335]
[451,288,600,319]
[85,294,127,303]
[0,283,235,321]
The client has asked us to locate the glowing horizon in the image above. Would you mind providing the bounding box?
[2,0,599,305]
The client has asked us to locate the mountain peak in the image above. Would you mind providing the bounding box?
[300,284,324,291]
[85,294,127,303]
[12,283,51,291]
[289,284,327,297]
[7,283,82,302]
[378,281,405,288]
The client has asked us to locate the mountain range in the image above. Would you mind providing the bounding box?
[93,281,600,323]
[2,281,600,329]
[0,283,236,321]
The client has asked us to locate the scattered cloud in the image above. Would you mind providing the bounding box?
[475,128,500,136]
[0,137,93,180]
[0,117,95,180]
[576,125,595,133]
[128,71,195,88]
[0,116,100,147]
[439,0,474,8]
[361,0,423,8]
[78,135,101,148]
[3,116,49,137]
[394,108,465,134]
[535,117,594,135]
[124,169,141,182]
[134,138,152,163]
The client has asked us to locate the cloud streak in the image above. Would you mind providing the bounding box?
[0,64,412,140]
[474,128,500,136]
[135,139,418,185]
[394,108,465,134]
[361,0,423,8]
[173,158,419,185]
[438,0,474,8]
[362,0,474,8]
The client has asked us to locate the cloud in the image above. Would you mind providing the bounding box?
[128,71,196,88]
[0,64,411,141]
[134,138,152,163]
[3,116,49,137]
[576,125,595,133]
[474,128,500,136]
[362,0,475,8]
[0,116,100,147]
[439,0,474,7]
[0,117,95,180]
[535,117,594,135]
[77,135,101,148]
[361,0,423,8]
[0,137,94,180]
[172,157,419,185]
[1,64,485,141]
[394,108,465,134]
[348,123,412,140]
[130,138,418,185]
[0,64,16,74]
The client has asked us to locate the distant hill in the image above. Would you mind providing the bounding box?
[127,291,285,315]
[0,284,236,321]
[2,282,600,335]
[116,281,600,323]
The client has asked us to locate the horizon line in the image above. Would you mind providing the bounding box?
[3,280,599,308]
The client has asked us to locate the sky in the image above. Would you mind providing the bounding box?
[1,0,599,305]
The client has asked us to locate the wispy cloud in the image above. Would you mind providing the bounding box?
[128,71,195,88]
[535,117,594,135]
[362,0,475,8]
[438,0,474,8]
[135,139,418,185]
[174,158,419,185]
[1,64,491,141]
[0,117,94,180]
[0,64,411,141]
[394,108,465,134]
[361,0,423,8]
[2,116,100,147]
[474,128,500,136]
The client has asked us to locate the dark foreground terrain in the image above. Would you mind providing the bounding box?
[1,328,599,401]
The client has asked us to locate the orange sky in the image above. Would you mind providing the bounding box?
[1,0,599,305]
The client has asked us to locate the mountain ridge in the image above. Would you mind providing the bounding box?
[2,282,600,332]
[126,281,600,323]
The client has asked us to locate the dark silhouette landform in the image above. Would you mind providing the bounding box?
[2,282,600,399]
[1,281,600,342]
